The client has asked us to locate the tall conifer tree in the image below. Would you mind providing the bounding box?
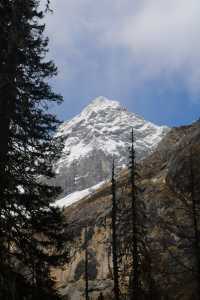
[129,129,140,300]
[111,159,120,300]
[0,1,69,298]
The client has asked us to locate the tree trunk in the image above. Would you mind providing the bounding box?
[130,129,139,300]
[111,160,120,300]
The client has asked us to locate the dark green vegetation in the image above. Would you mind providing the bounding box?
[0,0,69,299]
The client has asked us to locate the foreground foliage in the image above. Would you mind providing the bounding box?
[0,0,69,298]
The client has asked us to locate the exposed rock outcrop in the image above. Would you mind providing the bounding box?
[54,121,200,300]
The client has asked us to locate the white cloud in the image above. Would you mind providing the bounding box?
[45,0,200,99]
[102,0,200,93]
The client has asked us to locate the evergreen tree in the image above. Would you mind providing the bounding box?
[111,159,120,300]
[117,129,150,299]
[0,0,69,298]
[112,130,151,299]
[129,129,140,300]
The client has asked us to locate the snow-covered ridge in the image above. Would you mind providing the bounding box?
[56,96,168,168]
[53,96,169,196]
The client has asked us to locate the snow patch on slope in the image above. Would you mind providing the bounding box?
[54,181,105,208]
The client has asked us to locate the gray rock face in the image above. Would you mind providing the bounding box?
[53,96,168,197]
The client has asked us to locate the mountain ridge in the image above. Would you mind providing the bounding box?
[52,96,169,197]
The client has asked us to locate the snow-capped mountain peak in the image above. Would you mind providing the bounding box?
[54,97,169,196]
[84,96,121,111]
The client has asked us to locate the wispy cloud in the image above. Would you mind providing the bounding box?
[44,0,200,124]
[103,0,200,96]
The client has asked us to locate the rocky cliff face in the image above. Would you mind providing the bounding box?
[53,97,168,197]
[53,121,200,300]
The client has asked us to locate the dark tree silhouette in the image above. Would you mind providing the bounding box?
[0,1,69,298]
[111,159,120,300]
[129,129,140,300]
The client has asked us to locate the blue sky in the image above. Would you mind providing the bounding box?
[45,0,200,127]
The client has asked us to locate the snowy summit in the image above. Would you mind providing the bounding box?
[53,96,169,197]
